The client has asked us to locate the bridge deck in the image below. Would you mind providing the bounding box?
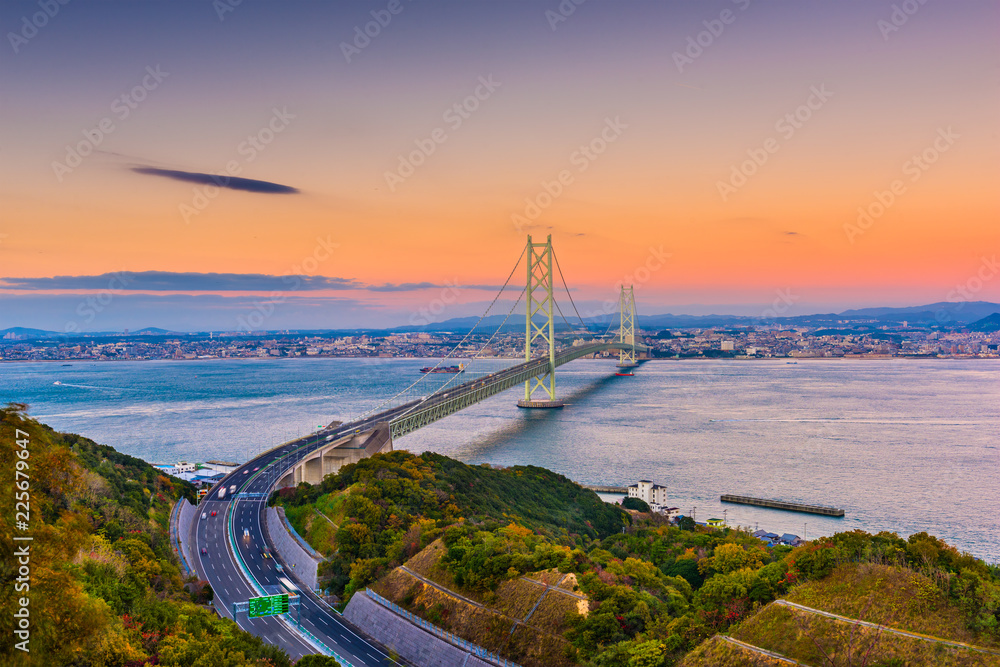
[386,342,646,438]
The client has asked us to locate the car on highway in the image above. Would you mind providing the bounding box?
[243,470,249,474]
[201,512,207,520]
[243,528,250,540]
[229,485,236,495]
[211,510,217,517]
[261,547,271,559]
[253,467,259,471]
[201,547,207,556]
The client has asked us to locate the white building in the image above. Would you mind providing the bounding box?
[204,460,239,474]
[173,461,196,473]
[628,479,670,506]
[656,506,681,520]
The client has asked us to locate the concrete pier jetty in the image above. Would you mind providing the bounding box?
[583,484,628,494]
[721,494,845,517]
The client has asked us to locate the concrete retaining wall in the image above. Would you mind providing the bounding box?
[264,507,322,591]
[175,498,200,578]
[343,592,500,667]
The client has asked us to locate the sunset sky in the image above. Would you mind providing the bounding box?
[1,0,997,331]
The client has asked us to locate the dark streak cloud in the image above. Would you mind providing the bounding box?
[131,167,299,194]
[1,272,354,292]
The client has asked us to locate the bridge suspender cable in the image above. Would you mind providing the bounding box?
[352,242,528,422]
[552,248,588,329]
[390,282,529,423]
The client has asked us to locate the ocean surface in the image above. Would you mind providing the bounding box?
[2,357,998,561]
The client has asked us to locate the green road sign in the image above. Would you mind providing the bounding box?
[248,593,289,618]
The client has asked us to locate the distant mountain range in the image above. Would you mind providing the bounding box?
[2,302,998,339]
[395,301,1000,333]
[968,312,1000,332]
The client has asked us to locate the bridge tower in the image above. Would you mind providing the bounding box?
[518,234,564,408]
[617,285,637,369]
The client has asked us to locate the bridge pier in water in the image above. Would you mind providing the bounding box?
[616,285,637,374]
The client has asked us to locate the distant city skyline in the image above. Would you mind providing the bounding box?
[1,1,997,331]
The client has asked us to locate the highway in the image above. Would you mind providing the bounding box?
[192,343,644,662]
[193,440,397,665]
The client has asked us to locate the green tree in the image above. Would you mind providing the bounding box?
[621,497,651,513]
[295,655,344,666]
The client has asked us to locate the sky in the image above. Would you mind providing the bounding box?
[1,0,998,332]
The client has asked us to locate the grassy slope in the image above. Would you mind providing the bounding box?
[680,635,794,666]
[734,603,999,667]
[682,563,1000,667]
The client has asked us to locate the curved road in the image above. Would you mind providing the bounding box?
[193,345,644,662]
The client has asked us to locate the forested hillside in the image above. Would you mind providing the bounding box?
[0,405,293,667]
[274,450,630,601]
[277,449,1000,666]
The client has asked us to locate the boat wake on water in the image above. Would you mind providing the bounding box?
[52,381,128,391]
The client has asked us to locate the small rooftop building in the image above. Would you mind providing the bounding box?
[204,460,240,474]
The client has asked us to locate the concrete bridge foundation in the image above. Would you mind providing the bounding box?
[276,422,392,488]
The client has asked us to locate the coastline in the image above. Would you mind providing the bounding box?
[2,354,995,365]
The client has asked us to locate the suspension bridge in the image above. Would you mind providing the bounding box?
[191,235,648,664]
[266,234,647,486]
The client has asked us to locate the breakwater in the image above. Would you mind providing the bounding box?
[583,484,628,494]
[721,494,845,517]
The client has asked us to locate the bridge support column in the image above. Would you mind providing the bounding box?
[616,285,637,373]
[518,234,564,409]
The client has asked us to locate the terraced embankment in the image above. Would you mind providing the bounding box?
[373,539,586,667]
[682,563,1000,667]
